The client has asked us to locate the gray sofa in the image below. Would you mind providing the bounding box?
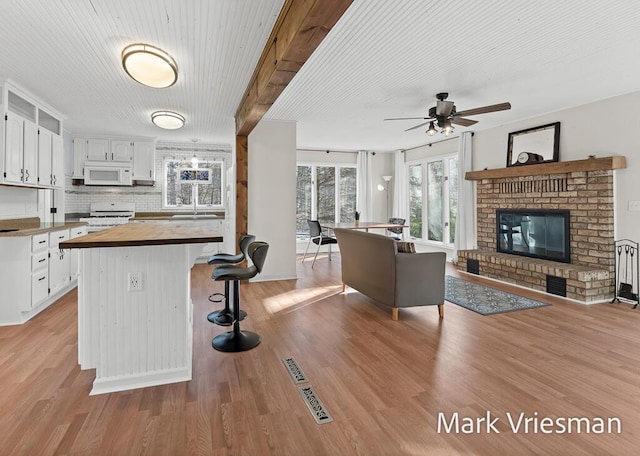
[333,228,446,320]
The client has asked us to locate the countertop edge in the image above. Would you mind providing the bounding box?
[61,235,223,249]
[0,222,88,237]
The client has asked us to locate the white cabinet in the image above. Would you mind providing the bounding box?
[111,140,132,162]
[72,137,86,178]
[29,232,50,310]
[4,111,38,185]
[49,229,70,296]
[69,226,87,281]
[51,134,63,188]
[85,138,132,162]
[74,136,155,183]
[38,128,53,186]
[0,227,80,325]
[4,111,24,183]
[23,120,38,185]
[1,82,63,189]
[37,128,63,188]
[86,138,110,161]
[133,141,155,181]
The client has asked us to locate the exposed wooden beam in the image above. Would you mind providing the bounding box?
[234,0,355,244]
[235,135,248,251]
[235,0,355,136]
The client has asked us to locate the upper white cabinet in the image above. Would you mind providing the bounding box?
[72,137,85,178]
[74,135,155,183]
[86,138,110,161]
[110,140,132,162]
[133,141,155,181]
[1,80,64,189]
[37,128,53,186]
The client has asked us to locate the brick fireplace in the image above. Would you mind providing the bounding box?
[457,157,626,303]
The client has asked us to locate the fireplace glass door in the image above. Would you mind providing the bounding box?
[497,209,570,263]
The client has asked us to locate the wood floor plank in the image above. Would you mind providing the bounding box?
[1,257,640,454]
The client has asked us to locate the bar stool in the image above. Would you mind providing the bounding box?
[211,241,269,352]
[207,234,255,326]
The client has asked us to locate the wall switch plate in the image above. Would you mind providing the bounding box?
[128,272,143,291]
[629,201,640,212]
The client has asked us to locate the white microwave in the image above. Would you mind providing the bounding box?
[84,161,132,186]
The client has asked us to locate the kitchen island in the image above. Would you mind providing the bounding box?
[61,221,223,395]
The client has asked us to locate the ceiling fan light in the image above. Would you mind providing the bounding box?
[122,43,178,88]
[151,111,185,129]
[427,121,437,136]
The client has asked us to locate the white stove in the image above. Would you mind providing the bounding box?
[80,202,135,232]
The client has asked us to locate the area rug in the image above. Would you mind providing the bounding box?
[445,275,551,315]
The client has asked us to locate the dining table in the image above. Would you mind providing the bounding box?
[319,221,408,258]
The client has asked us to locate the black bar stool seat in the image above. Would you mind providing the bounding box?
[207,234,255,325]
[211,241,269,352]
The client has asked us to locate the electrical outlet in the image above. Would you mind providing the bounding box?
[629,200,640,212]
[128,272,143,291]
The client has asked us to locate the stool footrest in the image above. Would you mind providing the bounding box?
[208,292,225,303]
[207,309,247,326]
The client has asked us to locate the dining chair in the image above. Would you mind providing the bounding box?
[387,217,405,240]
[302,220,338,268]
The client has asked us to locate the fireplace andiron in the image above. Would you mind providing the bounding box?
[612,239,639,308]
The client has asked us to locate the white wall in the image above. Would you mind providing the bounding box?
[472,90,640,241]
[248,120,297,281]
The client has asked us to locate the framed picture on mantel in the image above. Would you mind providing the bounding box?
[506,122,560,167]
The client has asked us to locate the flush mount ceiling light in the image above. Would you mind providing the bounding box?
[122,43,178,88]
[151,111,185,129]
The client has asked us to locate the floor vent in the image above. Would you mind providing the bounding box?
[282,357,308,384]
[546,275,567,297]
[298,386,333,424]
[467,259,480,275]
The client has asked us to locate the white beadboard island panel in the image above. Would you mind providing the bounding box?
[78,243,203,395]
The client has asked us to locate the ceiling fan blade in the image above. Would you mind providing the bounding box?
[404,121,431,132]
[454,102,511,117]
[450,117,478,127]
[384,116,431,121]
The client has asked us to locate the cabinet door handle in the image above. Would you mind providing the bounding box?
[111,153,114,160]
[25,169,30,181]
[38,276,46,282]
[38,258,46,263]
[39,240,46,244]
[105,152,108,160]
[149,170,152,178]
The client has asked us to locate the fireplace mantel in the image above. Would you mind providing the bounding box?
[465,156,626,181]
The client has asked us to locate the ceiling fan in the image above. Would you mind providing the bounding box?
[385,92,511,136]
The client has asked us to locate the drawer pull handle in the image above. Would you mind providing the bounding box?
[39,240,46,244]
[38,276,46,281]
[58,235,64,239]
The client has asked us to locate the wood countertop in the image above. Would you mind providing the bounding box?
[0,219,87,237]
[60,221,223,249]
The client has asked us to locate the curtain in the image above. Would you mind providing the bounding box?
[454,131,477,259]
[392,150,408,237]
[356,151,373,220]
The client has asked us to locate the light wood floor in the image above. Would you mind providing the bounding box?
[2,255,640,455]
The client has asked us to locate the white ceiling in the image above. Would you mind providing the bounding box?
[2,0,640,151]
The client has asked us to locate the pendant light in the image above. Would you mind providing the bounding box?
[190,139,199,167]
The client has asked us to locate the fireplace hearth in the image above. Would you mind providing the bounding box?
[497,209,570,263]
